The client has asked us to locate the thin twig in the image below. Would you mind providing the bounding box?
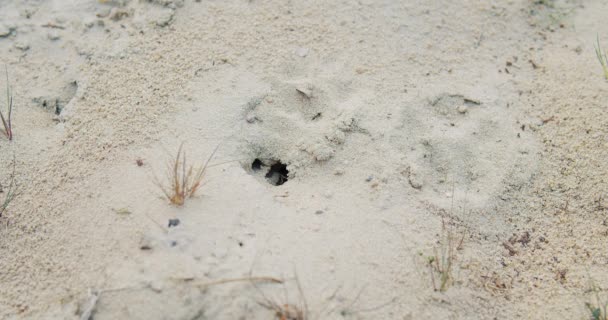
[0,156,18,217]
[187,276,283,288]
[0,66,13,141]
[294,270,309,319]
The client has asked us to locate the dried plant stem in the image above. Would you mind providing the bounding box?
[0,157,17,217]
[156,143,219,206]
[186,276,283,288]
[0,66,13,141]
[428,218,466,292]
[252,272,308,320]
[596,35,608,80]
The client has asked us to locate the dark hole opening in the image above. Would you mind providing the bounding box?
[265,162,289,186]
[251,158,263,171]
[250,158,289,186]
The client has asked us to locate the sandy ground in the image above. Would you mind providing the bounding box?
[1,0,608,319]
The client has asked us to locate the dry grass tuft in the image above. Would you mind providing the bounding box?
[1,66,13,141]
[427,218,466,292]
[253,274,308,320]
[265,303,306,320]
[586,280,608,320]
[155,143,218,206]
[596,35,608,80]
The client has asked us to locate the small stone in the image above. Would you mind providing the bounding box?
[149,281,164,293]
[313,145,334,161]
[366,175,373,182]
[295,47,309,57]
[245,113,258,123]
[168,218,180,228]
[334,168,345,176]
[0,24,12,37]
[47,31,61,41]
[155,8,174,27]
[140,236,154,250]
[109,8,129,21]
[457,105,468,114]
[323,191,333,199]
[96,8,111,18]
[315,210,324,215]
[295,83,313,99]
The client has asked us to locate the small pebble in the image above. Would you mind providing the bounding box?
[0,24,11,37]
[47,31,61,41]
[168,218,180,228]
[315,210,324,215]
[457,105,468,114]
[245,113,258,123]
[366,175,373,182]
[155,9,174,27]
[139,236,154,250]
[149,281,164,293]
[295,83,313,99]
[96,8,111,18]
[109,8,129,21]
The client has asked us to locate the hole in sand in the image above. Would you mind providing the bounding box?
[265,161,289,186]
[250,158,289,186]
[251,158,263,171]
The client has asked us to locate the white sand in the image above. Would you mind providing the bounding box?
[1,0,608,319]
